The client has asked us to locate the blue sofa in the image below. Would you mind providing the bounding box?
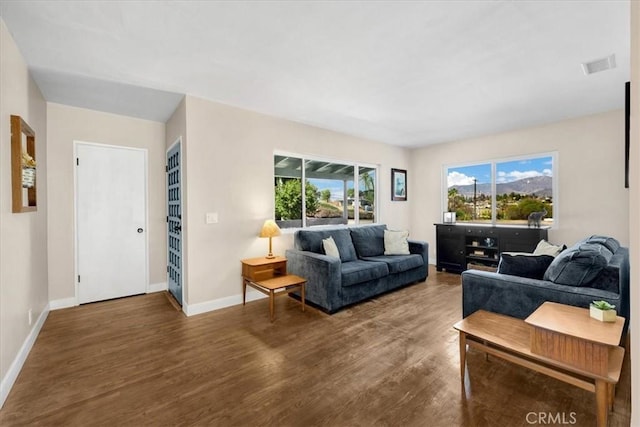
[285,224,428,313]
[461,235,630,336]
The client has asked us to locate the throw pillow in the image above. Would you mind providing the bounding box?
[533,240,565,257]
[384,230,410,255]
[322,236,340,259]
[497,254,555,280]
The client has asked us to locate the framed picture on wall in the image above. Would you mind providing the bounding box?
[391,168,407,201]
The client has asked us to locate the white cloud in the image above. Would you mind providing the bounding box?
[496,169,546,183]
[448,171,476,186]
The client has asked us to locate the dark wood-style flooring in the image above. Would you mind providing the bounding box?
[0,266,631,426]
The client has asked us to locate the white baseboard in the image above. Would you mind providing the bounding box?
[0,305,49,409]
[148,281,168,293]
[183,290,267,317]
[49,297,77,310]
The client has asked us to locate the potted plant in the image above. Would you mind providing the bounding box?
[589,300,617,322]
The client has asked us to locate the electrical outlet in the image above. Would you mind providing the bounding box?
[205,212,218,224]
[28,309,32,326]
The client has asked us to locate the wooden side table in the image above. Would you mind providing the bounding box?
[241,257,306,321]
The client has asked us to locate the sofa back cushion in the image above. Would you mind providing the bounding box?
[295,228,357,262]
[584,235,621,253]
[349,224,387,257]
[543,243,613,286]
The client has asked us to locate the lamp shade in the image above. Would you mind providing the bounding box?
[259,219,281,238]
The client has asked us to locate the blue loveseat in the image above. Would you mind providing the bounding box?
[285,224,428,313]
[461,235,630,336]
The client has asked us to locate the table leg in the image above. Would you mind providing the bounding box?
[301,283,306,312]
[269,290,275,322]
[242,279,246,305]
[595,380,608,427]
[459,331,467,383]
[608,383,615,411]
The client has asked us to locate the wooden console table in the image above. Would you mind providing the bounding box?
[241,256,306,322]
[454,303,625,427]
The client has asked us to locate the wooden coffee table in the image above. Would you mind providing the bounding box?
[454,303,625,427]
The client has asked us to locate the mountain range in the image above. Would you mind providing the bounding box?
[450,176,552,198]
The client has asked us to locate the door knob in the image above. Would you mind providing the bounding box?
[137,228,144,233]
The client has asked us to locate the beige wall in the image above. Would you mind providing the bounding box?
[410,110,629,263]
[180,95,410,307]
[0,19,48,393]
[46,103,166,302]
[629,1,639,425]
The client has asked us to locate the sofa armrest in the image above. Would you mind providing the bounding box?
[462,270,623,323]
[285,249,342,312]
[408,240,429,267]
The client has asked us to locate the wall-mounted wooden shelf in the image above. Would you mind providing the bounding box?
[11,115,37,213]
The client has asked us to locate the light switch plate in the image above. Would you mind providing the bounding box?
[205,212,218,224]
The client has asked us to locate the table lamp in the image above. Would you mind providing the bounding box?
[259,219,281,259]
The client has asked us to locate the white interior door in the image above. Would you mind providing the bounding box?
[76,142,147,304]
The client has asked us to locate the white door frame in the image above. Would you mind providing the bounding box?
[73,140,150,304]
[166,136,186,310]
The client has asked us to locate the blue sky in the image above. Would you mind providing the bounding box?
[448,156,553,186]
[306,169,377,201]
[308,178,353,200]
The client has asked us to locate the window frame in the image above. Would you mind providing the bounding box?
[442,152,558,228]
[274,151,379,229]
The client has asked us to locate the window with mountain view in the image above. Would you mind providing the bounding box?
[274,154,377,229]
[446,154,554,226]
[447,163,493,223]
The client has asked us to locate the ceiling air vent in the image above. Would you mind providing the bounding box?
[581,54,616,75]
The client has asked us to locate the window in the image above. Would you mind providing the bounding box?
[274,154,377,229]
[446,163,492,223]
[445,154,555,226]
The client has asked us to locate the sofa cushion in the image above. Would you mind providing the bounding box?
[322,236,340,259]
[497,254,555,280]
[585,235,621,253]
[341,260,389,287]
[361,254,423,274]
[384,230,410,255]
[295,229,357,262]
[543,243,613,286]
[350,225,387,257]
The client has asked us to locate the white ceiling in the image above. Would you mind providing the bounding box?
[0,1,630,147]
